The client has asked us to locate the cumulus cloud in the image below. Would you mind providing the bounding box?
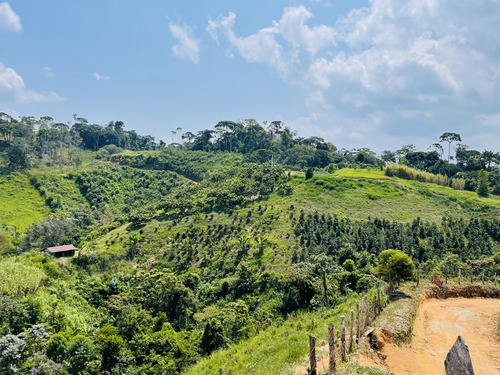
[0,2,21,31]
[207,7,336,79]
[0,62,64,103]
[169,22,201,64]
[93,72,110,81]
[208,1,500,150]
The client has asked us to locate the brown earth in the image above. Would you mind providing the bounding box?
[380,298,500,375]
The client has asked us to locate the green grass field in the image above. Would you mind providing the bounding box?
[0,172,50,233]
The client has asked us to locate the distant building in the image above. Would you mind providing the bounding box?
[43,244,77,257]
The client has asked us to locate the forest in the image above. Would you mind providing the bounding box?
[1,113,500,375]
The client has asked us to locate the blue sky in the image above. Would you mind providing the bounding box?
[1,0,500,153]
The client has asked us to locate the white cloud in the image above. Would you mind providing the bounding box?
[41,66,54,78]
[208,1,500,150]
[0,2,21,31]
[169,22,201,64]
[0,62,64,103]
[93,72,110,81]
[207,7,336,79]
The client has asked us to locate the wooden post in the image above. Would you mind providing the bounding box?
[470,268,473,284]
[365,298,371,328]
[482,270,485,285]
[377,290,381,314]
[349,309,354,351]
[356,303,360,344]
[362,296,368,330]
[309,334,316,375]
[458,269,461,285]
[340,315,346,362]
[328,323,336,374]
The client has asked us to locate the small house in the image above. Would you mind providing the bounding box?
[43,244,77,257]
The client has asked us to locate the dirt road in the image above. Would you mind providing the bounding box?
[381,298,500,375]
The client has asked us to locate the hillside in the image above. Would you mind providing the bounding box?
[1,146,500,375]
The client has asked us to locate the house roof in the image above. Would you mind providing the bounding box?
[45,245,77,253]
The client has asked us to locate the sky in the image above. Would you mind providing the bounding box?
[1,0,500,153]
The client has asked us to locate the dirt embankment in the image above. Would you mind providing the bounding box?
[378,298,500,375]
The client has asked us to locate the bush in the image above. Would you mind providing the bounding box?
[305,167,314,180]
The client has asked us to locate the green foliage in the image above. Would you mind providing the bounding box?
[22,216,74,251]
[0,260,45,296]
[0,173,50,233]
[385,164,448,186]
[305,167,314,180]
[0,231,12,255]
[46,333,68,363]
[477,170,490,197]
[0,334,26,375]
[129,270,197,329]
[0,295,40,335]
[112,148,243,182]
[65,335,97,375]
[73,164,186,216]
[378,250,414,285]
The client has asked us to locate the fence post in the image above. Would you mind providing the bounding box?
[470,268,473,284]
[309,334,316,375]
[349,309,354,351]
[482,270,485,285]
[458,269,461,285]
[377,290,381,314]
[328,323,335,374]
[340,315,346,362]
[416,267,420,287]
[362,296,368,330]
[356,303,360,344]
[365,298,371,328]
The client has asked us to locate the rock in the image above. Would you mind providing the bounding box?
[444,336,475,375]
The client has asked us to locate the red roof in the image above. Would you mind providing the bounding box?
[45,245,77,253]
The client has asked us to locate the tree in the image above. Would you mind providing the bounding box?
[66,336,97,375]
[477,170,489,197]
[6,138,31,170]
[0,334,26,375]
[378,249,414,286]
[395,144,416,164]
[380,150,396,164]
[305,167,314,180]
[130,270,196,328]
[439,132,462,162]
[22,216,74,251]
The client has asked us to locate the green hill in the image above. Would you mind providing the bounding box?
[1,149,499,375]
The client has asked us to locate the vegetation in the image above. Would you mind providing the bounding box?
[0,113,499,374]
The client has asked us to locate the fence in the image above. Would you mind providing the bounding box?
[307,286,392,375]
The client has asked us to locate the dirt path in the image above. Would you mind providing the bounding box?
[381,298,500,375]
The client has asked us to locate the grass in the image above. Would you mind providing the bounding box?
[292,168,500,222]
[0,258,46,296]
[373,284,420,344]
[185,290,382,375]
[0,172,50,233]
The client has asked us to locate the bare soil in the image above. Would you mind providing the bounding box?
[380,298,500,375]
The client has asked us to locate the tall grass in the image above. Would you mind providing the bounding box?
[451,178,465,190]
[0,260,46,296]
[385,164,448,186]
